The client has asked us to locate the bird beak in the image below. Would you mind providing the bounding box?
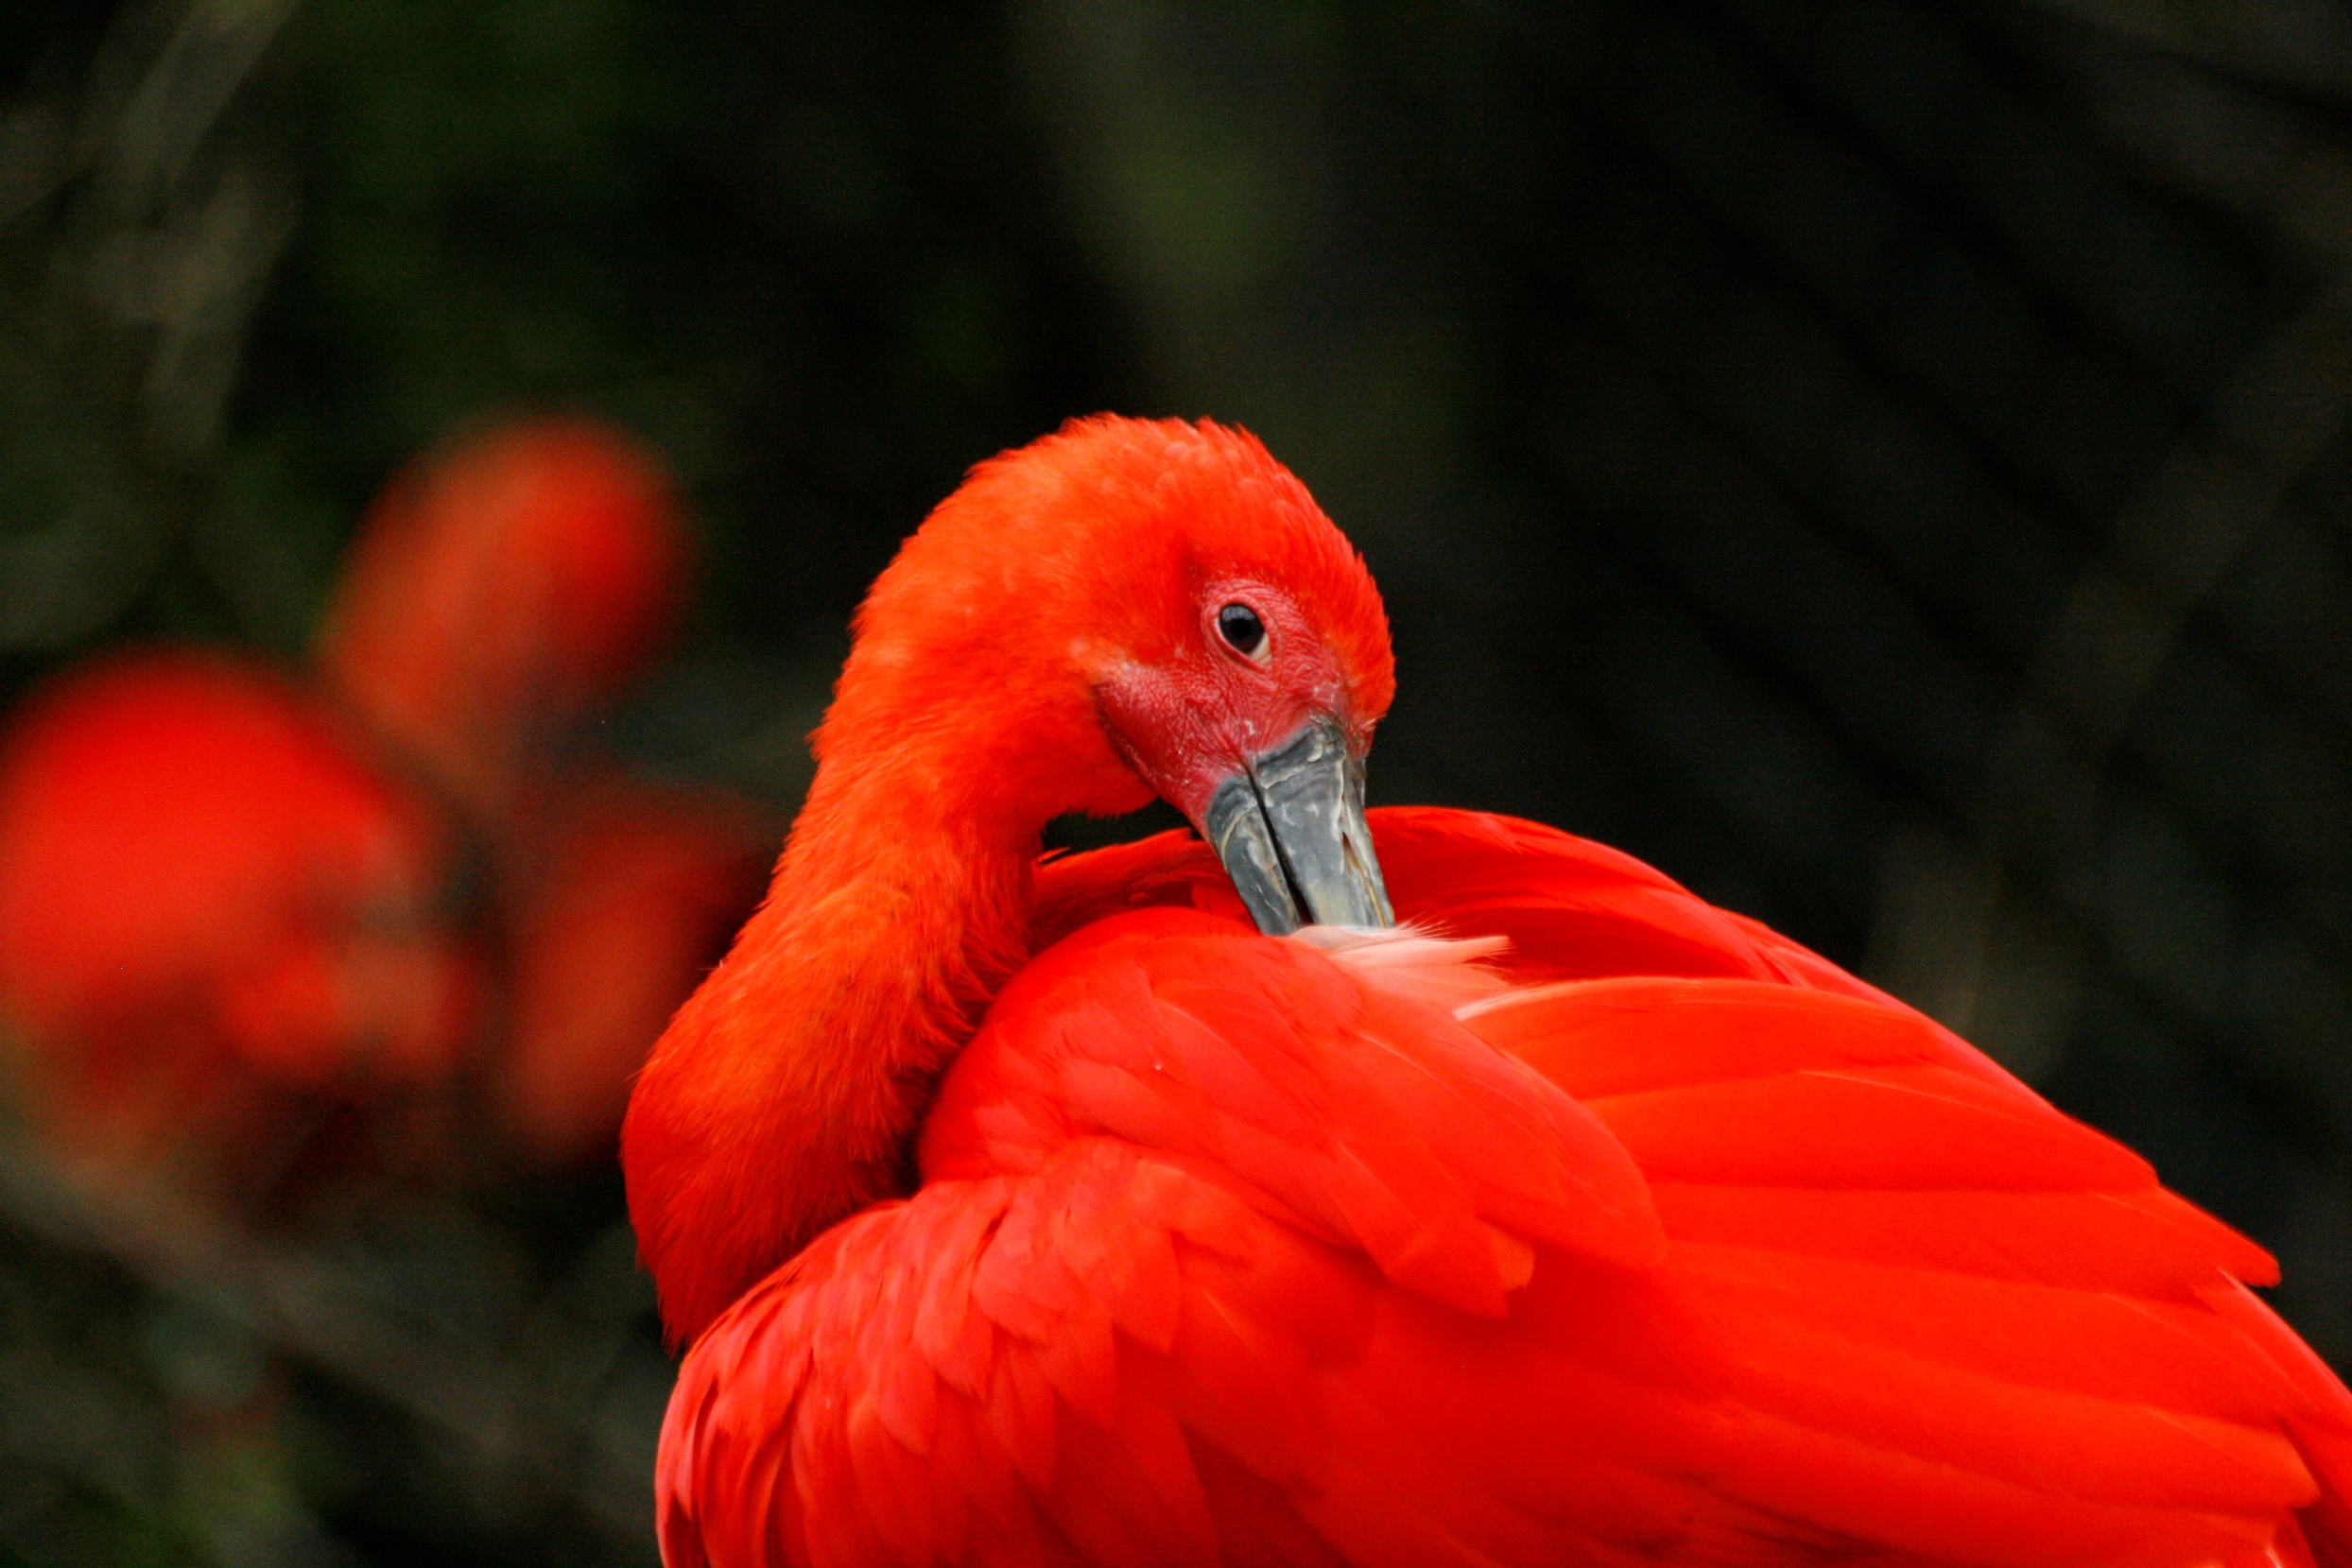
[1202,715,1393,936]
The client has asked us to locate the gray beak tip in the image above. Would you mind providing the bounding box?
[1201,717,1392,937]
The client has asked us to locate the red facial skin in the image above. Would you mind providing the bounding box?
[1093,577,1366,823]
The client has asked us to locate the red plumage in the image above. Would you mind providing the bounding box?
[656,812,2352,1566]
[317,413,764,1167]
[494,774,770,1164]
[319,415,685,821]
[625,417,2352,1566]
[0,415,757,1185]
[0,652,474,1183]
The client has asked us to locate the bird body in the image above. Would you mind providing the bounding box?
[0,652,472,1181]
[0,416,756,1186]
[626,418,2352,1567]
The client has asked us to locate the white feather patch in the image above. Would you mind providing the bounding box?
[1288,922,1517,1013]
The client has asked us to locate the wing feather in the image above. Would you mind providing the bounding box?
[661,807,2351,1566]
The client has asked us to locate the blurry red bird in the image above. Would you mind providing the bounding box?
[0,652,472,1186]
[629,417,2352,1566]
[318,413,762,1166]
[0,414,758,1187]
[319,415,686,823]
[496,774,770,1167]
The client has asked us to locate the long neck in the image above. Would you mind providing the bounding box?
[622,713,1040,1345]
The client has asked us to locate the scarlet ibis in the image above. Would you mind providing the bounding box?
[0,653,473,1186]
[625,413,2349,1565]
[0,416,751,1186]
[317,416,685,822]
[317,412,763,1165]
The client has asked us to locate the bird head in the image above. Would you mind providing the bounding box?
[827,414,1396,933]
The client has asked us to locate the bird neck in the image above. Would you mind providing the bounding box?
[622,711,1041,1346]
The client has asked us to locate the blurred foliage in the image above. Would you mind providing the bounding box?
[6,0,2352,1562]
[2,0,1123,694]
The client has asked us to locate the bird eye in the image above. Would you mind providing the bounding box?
[1216,602,1268,660]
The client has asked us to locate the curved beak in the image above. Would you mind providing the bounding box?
[1202,716,1393,935]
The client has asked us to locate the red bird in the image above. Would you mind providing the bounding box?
[626,417,2352,1566]
[0,653,473,1185]
[320,414,764,1167]
[495,774,769,1166]
[318,416,685,824]
[0,416,754,1184]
